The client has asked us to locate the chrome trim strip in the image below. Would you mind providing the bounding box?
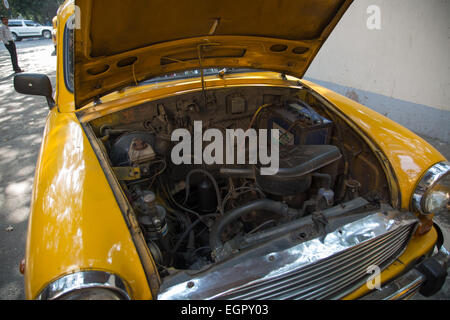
[360,269,426,300]
[361,245,450,300]
[412,162,450,215]
[36,271,131,300]
[158,210,418,300]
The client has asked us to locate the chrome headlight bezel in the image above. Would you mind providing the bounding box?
[412,162,450,215]
[36,271,131,300]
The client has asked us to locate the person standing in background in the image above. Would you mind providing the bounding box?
[1,16,23,73]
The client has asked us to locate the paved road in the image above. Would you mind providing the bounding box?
[0,39,448,300]
[0,39,55,300]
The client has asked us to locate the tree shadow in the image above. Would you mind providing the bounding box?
[0,73,15,82]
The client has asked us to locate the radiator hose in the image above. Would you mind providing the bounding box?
[209,199,300,255]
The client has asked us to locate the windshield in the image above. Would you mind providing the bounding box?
[140,68,264,85]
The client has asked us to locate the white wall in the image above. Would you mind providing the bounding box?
[306,0,450,112]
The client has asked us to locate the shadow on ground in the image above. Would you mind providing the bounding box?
[0,39,55,300]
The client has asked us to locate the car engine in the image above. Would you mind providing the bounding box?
[88,85,392,293]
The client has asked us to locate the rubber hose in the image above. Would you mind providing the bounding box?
[209,199,299,251]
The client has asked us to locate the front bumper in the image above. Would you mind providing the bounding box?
[361,246,449,300]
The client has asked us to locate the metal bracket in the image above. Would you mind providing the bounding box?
[113,166,141,181]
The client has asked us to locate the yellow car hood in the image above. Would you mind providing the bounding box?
[74,0,353,108]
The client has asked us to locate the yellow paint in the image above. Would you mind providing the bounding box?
[77,71,302,121]
[55,0,75,113]
[24,0,153,300]
[25,109,152,300]
[73,0,354,107]
[25,0,445,300]
[302,79,447,210]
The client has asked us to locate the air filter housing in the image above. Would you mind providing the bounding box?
[254,144,342,196]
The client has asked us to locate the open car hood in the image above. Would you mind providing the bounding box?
[74,0,353,108]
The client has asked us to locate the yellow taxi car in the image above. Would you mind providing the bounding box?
[14,0,449,300]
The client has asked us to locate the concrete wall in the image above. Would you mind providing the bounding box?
[305,0,450,142]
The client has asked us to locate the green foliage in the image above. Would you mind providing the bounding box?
[1,0,63,24]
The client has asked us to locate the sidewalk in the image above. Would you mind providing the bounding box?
[0,39,56,300]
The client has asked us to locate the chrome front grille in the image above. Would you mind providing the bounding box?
[222,223,413,300]
[158,210,418,300]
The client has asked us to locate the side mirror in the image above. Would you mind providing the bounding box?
[14,73,55,109]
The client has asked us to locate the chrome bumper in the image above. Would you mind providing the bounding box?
[361,246,450,300]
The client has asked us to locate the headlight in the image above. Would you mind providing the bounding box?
[412,162,450,215]
[36,271,130,300]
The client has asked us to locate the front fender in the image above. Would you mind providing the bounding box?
[302,79,446,210]
[24,110,152,299]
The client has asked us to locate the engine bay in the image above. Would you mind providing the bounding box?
[87,85,391,283]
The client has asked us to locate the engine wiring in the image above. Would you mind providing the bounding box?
[94,85,388,274]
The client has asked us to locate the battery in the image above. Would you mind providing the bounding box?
[268,100,333,146]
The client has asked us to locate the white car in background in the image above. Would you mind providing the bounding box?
[7,19,52,41]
